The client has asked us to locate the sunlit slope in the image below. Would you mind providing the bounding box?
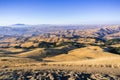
[0,48,25,57]
[44,46,120,61]
[14,45,75,60]
[13,48,46,61]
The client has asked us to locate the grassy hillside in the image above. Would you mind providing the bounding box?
[44,46,120,61]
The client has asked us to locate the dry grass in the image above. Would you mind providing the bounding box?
[111,44,120,47]
[0,58,120,75]
[4,48,25,53]
[0,46,120,75]
[44,46,120,61]
[0,57,120,75]
[0,48,25,53]
[15,48,45,58]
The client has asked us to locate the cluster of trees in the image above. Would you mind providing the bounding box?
[104,38,120,55]
[14,41,86,49]
[14,41,56,49]
[38,42,56,48]
[105,38,120,45]
[56,42,85,48]
[38,41,85,48]
[108,47,120,55]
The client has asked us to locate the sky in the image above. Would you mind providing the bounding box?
[0,0,120,25]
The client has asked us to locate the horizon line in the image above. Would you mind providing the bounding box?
[0,23,120,26]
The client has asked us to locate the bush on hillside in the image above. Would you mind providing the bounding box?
[108,47,120,55]
[38,41,56,48]
[105,38,120,45]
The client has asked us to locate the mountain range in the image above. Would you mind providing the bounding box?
[0,24,120,39]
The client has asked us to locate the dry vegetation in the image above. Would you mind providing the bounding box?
[0,45,120,78]
[44,46,120,61]
[0,33,120,79]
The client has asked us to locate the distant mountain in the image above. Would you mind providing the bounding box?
[0,24,119,39]
[13,23,26,26]
[10,24,29,27]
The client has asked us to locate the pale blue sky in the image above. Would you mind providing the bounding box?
[0,0,120,25]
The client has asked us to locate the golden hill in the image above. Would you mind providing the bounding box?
[13,45,75,60]
[43,46,120,61]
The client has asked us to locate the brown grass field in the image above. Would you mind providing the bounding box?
[0,46,120,79]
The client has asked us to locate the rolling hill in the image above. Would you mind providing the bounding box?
[43,46,120,61]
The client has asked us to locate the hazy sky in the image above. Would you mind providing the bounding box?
[0,0,120,25]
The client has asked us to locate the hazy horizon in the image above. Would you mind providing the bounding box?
[1,23,120,26]
[0,0,120,26]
